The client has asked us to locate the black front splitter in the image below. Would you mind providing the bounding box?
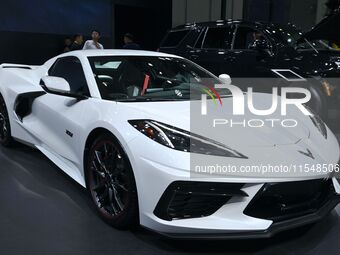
[154,194,340,240]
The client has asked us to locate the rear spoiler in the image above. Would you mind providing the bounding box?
[0,63,36,70]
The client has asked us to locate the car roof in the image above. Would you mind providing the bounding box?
[59,49,182,59]
[170,20,301,40]
[172,19,275,30]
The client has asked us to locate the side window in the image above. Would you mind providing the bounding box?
[202,26,232,49]
[183,29,201,48]
[161,30,190,48]
[234,26,269,50]
[48,57,89,96]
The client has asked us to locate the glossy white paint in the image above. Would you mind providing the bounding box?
[41,76,71,93]
[218,73,232,85]
[0,50,339,236]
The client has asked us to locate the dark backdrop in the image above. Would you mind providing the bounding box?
[243,0,319,30]
[0,0,112,36]
[114,4,167,51]
[0,0,172,65]
[244,0,291,24]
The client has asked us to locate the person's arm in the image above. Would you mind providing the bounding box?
[83,41,89,50]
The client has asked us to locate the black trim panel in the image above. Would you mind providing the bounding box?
[14,91,46,121]
[2,66,32,70]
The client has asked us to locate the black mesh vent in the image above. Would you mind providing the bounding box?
[154,181,246,221]
[244,179,335,222]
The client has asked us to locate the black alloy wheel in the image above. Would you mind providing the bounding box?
[0,95,13,147]
[86,133,139,229]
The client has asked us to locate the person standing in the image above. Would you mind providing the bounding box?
[123,33,141,50]
[62,37,72,53]
[70,34,84,51]
[83,30,104,50]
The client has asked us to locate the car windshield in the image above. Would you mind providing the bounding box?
[269,25,332,50]
[88,56,229,102]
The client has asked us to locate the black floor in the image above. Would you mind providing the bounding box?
[1,117,340,254]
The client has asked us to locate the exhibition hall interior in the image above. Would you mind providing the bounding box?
[2,0,340,254]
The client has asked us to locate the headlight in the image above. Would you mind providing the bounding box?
[129,120,247,158]
[304,105,328,139]
[309,114,327,139]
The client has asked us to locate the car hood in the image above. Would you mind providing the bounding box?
[302,9,340,42]
[119,93,312,148]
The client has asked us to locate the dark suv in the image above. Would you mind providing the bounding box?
[159,18,340,119]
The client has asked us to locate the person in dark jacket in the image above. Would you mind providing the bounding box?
[123,33,141,50]
[62,37,72,53]
[70,34,84,51]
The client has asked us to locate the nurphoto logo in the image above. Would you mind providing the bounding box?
[201,84,312,116]
[200,84,312,128]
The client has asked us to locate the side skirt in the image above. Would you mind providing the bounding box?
[36,144,86,188]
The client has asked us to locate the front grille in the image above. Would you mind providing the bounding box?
[244,179,335,222]
[154,181,247,221]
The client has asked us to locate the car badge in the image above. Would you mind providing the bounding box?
[175,89,183,97]
[298,149,314,159]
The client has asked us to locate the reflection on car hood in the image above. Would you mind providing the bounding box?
[303,9,340,42]
[120,93,312,149]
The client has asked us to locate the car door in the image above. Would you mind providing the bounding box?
[186,25,235,76]
[26,56,92,166]
[230,24,275,78]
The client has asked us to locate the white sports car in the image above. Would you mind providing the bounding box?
[0,50,339,239]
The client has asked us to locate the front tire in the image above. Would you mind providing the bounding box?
[0,94,13,147]
[85,133,139,229]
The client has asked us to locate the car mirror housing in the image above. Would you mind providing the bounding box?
[41,76,71,94]
[252,39,274,57]
[219,74,232,85]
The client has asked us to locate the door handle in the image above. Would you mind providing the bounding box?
[225,56,236,62]
[190,55,199,60]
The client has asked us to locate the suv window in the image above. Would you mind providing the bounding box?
[203,26,232,49]
[234,26,269,50]
[48,57,90,96]
[161,30,190,47]
[194,28,206,49]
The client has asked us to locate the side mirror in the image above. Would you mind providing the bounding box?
[253,39,273,57]
[41,76,71,94]
[219,74,232,85]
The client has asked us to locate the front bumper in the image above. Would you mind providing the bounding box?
[153,178,340,239]
[157,194,340,239]
[127,135,340,239]
[136,158,340,239]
